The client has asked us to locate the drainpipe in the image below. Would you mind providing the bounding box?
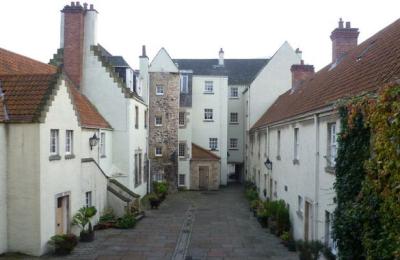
[0,80,9,121]
[314,114,320,241]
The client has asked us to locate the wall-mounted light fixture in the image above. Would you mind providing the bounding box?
[264,157,273,170]
[89,133,99,150]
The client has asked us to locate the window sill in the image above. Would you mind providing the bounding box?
[296,210,303,218]
[209,149,219,152]
[65,154,75,160]
[203,92,214,95]
[155,155,163,157]
[276,155,281,161]
[156,93,164,96]
[100,155,107,158]
[203,120,214,122]
[229,122,239,125]
[325,166,336,174]
[49,155,61,161]
[293,159,300,165]
[229,97,239,99]
[155,124,162,127]
[229,148,238,150]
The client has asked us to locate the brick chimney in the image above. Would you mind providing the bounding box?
[330,18,359,63]
[61,2,86,87]
[291,60,314,91]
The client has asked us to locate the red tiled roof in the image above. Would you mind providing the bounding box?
[0,48,57,75]
[0,47,111,129]
[0,74,57,122]
[252,18,400,129]
[68,83,111,129]
[191,143,220,161]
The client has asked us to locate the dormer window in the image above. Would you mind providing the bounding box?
[180,75,189,93]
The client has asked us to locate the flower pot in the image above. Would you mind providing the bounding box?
[55,246,72,256]
[80,231,95,242]
[150,199,161,209]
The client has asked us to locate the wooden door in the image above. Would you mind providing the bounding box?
[56,196,69,234]
[198,166,209,190]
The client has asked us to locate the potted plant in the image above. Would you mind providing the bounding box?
[49,234,78,255]
[95,208,116,230]
[148,193,161,209]
[250,199,261,216]
[115,213,137,229]
[280,231,290,247]
[72,206,97,242]
[153,181,168,200]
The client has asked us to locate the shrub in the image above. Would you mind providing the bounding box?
[115,213,137,229]
[49,234,78,255]
[245,187,258,201]
[99,208,116,223]
[296,240,323,260]
[72,206,97,234]
[153,181,168,197]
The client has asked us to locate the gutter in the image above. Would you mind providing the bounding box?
[0,80,9,121]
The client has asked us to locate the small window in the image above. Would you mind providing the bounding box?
[294,128,299,160]
[230,112,238,123]
[204,109,213,120]
[180,75,189,94]
[277,130,281,158]
[230,87,238,97]
[179,143,186,157]
[144,110,148,128]
[209,138,218,150]
[135,106,139,129]
[155,147,162,157]
[155,116,162,126]
[100,132,106,157]
[85,191,92,207]
[65,130,73,155]
[327,123,337,166]
[179,112,185,126]
[230,138,238,149]
[156,85,164,95]
[298,195,303,213]
[204,81,214,93]
[153,169,164,182]
[50,129,59,155]
[178,174,185,186]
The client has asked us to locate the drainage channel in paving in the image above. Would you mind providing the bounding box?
[171,205,196,260]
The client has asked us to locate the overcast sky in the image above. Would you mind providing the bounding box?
[1,0,399,70]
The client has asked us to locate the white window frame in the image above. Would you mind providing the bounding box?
[209,138,218,150]
[180,75,189,94]
[156,85,164,95]
[155,147,162,157]
[178,143,186,157]
[178,174,185,186]
[328,123,337,167]
[50,129,59,155]
[204,81,214,94]
[179,112,185,126]
[294,128,299,160]
[100,132,106,157]
[154,169,164,182]
[65,130,73,155]
[277,130,281,158]
[85,191,92,208]
[230,138,238,149]
[230,87,238,98]
[155,116,162,126]
[204,109,213,121]
[230,112,238,123]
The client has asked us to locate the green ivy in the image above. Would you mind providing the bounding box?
[333,84,400,259]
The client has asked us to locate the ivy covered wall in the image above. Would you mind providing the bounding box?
[333,83,400,259]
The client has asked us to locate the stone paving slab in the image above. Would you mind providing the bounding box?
[2,184,297,260]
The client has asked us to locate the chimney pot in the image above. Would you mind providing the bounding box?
[339,18,344,28]
[76,1,81,6]
[71,2,75,6]
[300,60,304,65]
[83,3,88,9]
[90,4,94,10]
[218,48,224,66]
[346,21,351,28]
[141,45,147,58]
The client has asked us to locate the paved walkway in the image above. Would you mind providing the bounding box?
[54,184,297,259]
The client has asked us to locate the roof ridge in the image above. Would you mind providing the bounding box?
[192,143,221,160]
[0,47,56,71]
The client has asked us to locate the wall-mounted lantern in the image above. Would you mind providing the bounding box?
[264,157,273,170]
[89,133,99,150]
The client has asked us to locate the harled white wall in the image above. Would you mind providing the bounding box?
[178,108,192,188]
[0,124,7,253]
[191,75,228,185]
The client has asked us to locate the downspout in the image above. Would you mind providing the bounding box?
[0,80,9,121]
[314,114,320,241]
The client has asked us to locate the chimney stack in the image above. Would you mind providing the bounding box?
[330,18,359,63]
[218,48,224,66]
[291,60,314,91]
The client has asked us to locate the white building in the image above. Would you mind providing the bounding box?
[0,47,113,255]
[247,18,400,252]
[57,2,149,196]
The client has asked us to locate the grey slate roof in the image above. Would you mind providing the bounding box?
[173,59,269,85]
[97,45,129,67]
